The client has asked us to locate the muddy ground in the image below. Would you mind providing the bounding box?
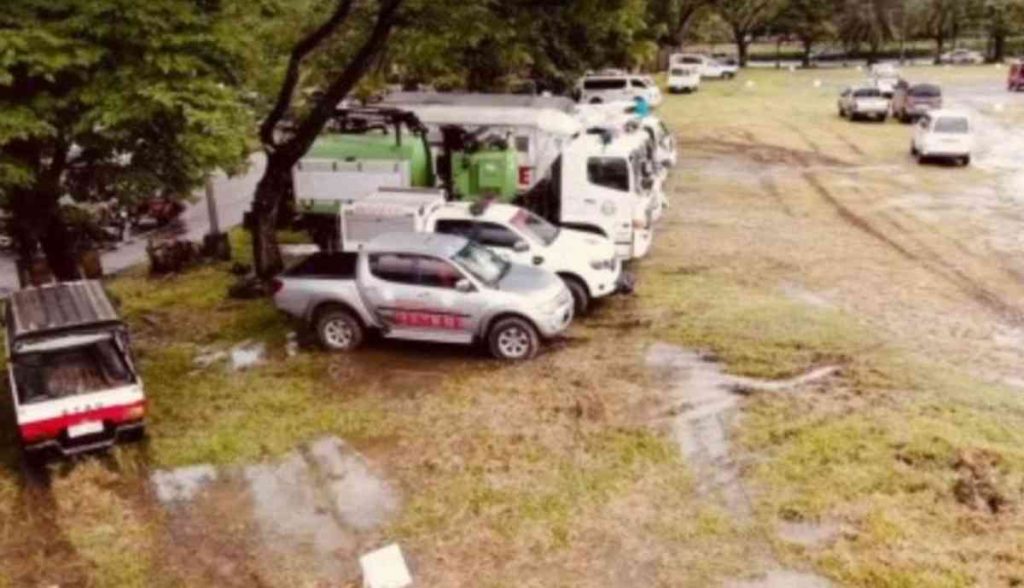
[3,65,1024,587]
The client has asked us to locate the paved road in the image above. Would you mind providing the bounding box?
[0,155,266,297]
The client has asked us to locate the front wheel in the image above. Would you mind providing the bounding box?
[961,155,971,167]
[316,308,364,352]
[488,317,540,361]
[562,277,591,316]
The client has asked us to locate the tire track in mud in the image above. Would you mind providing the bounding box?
[804,172,1024,325]
[759,175,795,217]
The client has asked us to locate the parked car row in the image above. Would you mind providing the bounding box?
[664,53,740,94]
[836,66,973,167]
[274,92,679,361]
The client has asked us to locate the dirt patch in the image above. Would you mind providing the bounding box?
[952,448,1015,515]
[777,520,841,548]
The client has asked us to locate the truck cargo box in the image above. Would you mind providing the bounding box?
[340,188,446,251]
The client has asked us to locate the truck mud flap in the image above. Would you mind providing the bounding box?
[616,271,637,295]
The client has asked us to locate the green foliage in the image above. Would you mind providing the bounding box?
[0,0,257,209]
[389,0,655,93]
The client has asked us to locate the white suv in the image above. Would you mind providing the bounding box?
[668,65,701,93]
[911,110,972,166]
[578,74,663,107]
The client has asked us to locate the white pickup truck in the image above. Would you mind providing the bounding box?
[272,232,574,360]
[339,190,632,314]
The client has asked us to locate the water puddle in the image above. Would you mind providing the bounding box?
[151,436,398,584]
[645,342,751,518]
[645,342,836,587]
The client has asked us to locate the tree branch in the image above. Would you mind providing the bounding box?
[285,0,404,160]
[258,0,356,149]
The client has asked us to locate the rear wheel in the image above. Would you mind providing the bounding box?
[910,142,918,156]
[488,317,540,361]
[562,276,590,316]
[961,155,971,167]
[316,308,364,352]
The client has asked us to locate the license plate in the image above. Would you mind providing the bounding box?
[68,421,104,438]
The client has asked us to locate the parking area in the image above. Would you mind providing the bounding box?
[3,65,1024,587]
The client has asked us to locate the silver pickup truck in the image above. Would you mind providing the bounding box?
[272,232,574,360]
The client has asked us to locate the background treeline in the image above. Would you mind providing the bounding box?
[2,0,1022,278]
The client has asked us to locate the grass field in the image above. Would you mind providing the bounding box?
[3,64,1024,586]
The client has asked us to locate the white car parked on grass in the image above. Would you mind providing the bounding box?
[670,53,734,80]
[838,85,890,122]
[578,73,662,107]
[911,110,973,166]
[869,63,901,97]
[939,49,985,65]
[667,65,701,93]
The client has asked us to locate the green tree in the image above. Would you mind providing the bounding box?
[0,0,254,279]
[714,0,787,65]
[982,0,1024,61]
[775,0,837,66]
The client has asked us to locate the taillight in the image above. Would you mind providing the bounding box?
[270,278,284,295]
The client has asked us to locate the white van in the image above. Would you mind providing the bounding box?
[670,53,731,80]
[578,74,663,107]
[668,65,701,93]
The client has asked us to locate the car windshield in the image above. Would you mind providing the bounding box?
[670,68,688,76]
[452,241,509,286]
[13,337,134,405]
[510,208,559,246]
[934,117,969,133]
[854,88,882,98]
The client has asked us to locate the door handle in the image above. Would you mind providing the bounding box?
[583,198,596,204]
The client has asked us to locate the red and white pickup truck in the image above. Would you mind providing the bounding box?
[4,281,146,459]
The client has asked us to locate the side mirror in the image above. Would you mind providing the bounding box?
[455,279,474,293]
[641,161,654,176]
[513,240,530,253]
[532,256,544,266]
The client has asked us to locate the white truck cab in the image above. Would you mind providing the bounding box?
[553,130,656,260]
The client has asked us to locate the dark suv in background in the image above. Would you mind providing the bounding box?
[892,82,943,123]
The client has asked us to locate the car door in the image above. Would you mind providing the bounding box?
[364,252,433,337]
[413,255,487,343]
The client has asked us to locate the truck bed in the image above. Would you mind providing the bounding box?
[282,252,359,279]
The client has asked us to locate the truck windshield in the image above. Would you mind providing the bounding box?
[510,209,559,246]
[452,242,509,286]
[13,337,134,405]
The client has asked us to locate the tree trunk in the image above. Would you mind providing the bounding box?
[935,34,945,64]
[39,214,81,281]
[802,38,813,68]
[992,33,1006,63]
[734,29,750,66]
[250,154,293,278]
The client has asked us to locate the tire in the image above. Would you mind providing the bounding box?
[878,114,888,123]
[315,307,364,352]
[589,97,603,104]
[488,317,540,361]
[962,155,971,167]
[910,142,918,156]
[562,276,590,316]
